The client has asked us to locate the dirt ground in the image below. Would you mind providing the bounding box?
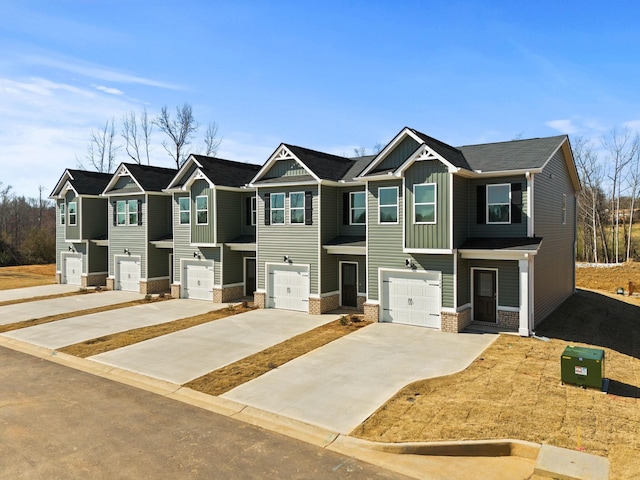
[0,264,56,290]
[576,260,640,295]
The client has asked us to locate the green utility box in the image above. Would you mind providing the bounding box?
[561,346,605,389]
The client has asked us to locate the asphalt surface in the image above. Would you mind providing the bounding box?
[0,346,412,480]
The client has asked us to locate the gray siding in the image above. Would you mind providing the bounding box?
[468,175,528,238]
[375,136,419,172]
[453,176,469,248]
[55,200,65,271]
[468,259,519,308]
[241,191,257,236]
[108,176,142,194]
[88,242,108,274]
[533,147,577,324]
[65,191,80,240]
[107,195,146,277]
[81,197,107,240]
[404,161,450,250]
[217,190,242,243]
[191,180,215,245]
[256,185,319,294]
[337,187,366,237]
[223,246,244,285]
[264,159,307,179]
[147,195,172,279]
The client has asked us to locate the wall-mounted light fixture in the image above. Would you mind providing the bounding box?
[283,255,290,263]
[68,245,73,251]
[124,248,130,255]
[405,258,416,269]
[193,251,200,259]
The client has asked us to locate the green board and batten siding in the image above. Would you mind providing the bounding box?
[533,147,576,324]
[216,189,242,243]
[466,259,520,308]
[256,185,319,294]
[147,195,171,279]
[191,179,215,245]
[55,200,65,271]
[404,161,450,250]
[375,136,419,172]
[321,186,339,294]
[81,197,107,241]
[263,159,307,178]
[453,176,469,248]
[337,186,366,237]
[241,191,256,236]
[64,191,80,241]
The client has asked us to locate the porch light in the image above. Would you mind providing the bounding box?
[283,255,290,263]
[124,248,130,255]
[68,245,73,251]
[193,252,200,259]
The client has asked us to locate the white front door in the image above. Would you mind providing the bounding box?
[268,264,309,312]
[182,261,214,301]
[116,257,141,292]
[382,270,441,328]
[63,254,82,285]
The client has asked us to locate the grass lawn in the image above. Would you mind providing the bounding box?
[352,289,639,480]
[0,264,55,290]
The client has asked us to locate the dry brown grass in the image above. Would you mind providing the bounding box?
[576,260,640,294]
[352,290,639,480]
[0,264,56,290]
[59,304,256,358]
[186,316,371,396]
[0,296,170,334]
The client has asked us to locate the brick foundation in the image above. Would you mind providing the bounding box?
[363,302,380,323]
[221,285,244,303]
[140,278,170,295]
[171,284,181,298]
[497,310,520,330]
[254,291,266,309]
[441,308,471,333]
[106,278,115,290]
[357,296,366,312]
[83,273,107,288]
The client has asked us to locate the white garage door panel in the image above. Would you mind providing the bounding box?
[382,271,441,329]
[63,255,82,285]
[116,258,140,292]
[268,265,309,312]
[182,262,214,301]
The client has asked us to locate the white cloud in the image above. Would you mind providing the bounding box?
[545,119,580,135]
[94,85,124,96]
[623,120,640,134]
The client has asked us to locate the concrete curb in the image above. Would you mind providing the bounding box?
[0,335,609,480]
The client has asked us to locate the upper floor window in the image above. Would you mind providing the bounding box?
[251,197,257,226]
[68,202,77,226]
[60,203,66,225]
[350,192,366,225]
[179,197,190,225]
[379,187,398,224]
[290,192,305,224]
[127,199,138,225]
[116,200,139,226]
[196,195,208,225]
[562,194,567,225]
[116,201,126,225]
[487,184,510,224]
[270,193,285,225]
[414,184,436,224]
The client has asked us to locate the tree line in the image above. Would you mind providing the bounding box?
[575,127,640,263]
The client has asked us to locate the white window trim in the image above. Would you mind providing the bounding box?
[378,186,399,224]
[60,203,66,225]
[413,183,437,225]
[251,196,257,226]
[127,199,138,226]
[196,195,209,226]
[486,183,511,225]
[350,191,366,225]
[289,191,305,225]
[179,197,190,225]
[270,193,285,225]
[68,202,77,226]
[116,200,127,226]
[562,194,567,225]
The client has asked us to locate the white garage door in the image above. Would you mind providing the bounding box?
[116,257,141,292]
[382,270,441,328]
[268,264,309,312]
[182,261,214,301]
[63,254,82,285]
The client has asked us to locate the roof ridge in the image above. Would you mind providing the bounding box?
[284,143,353,162]
[408,127,463,154]
[191,155,261,169]
[457,134,567,149]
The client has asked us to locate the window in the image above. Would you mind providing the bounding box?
[290,192,305,224]
[350,192,366,225]
[562,194,567,225]
[128,199,138,225]
[270,193,285,224]
[414,184,436,224]
[179,197,190,225]
[379,187,398,223]
[116,201,126,225]
[68,202,77,226]
[487,184,510,224]
[196,195,208,225]
[60,203,65,225]
[251,197,257,226]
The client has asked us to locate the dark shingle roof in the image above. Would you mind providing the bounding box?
[285,144,356,181]
[191,155,261,187]
[254,174,316,185]
[123,163,178,192]
[323,235,366,247]
[457,135,567,172]
[408,128,472,170]
[64,169,112,195]
[459,237,543,251]
[343,155,376,180]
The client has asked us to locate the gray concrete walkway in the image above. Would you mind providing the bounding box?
[0,290,144,325]
[89,309,340,384]
[0,284,80,303]
[223,323,497,433]
[1,300,221,349]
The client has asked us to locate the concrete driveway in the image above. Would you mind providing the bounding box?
[222,322,497,433]
[1,300,220,349]
[0,290,143,325]
[0,284,79,303]
[89,309,340,384]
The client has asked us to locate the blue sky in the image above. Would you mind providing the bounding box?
[1,1,639,196]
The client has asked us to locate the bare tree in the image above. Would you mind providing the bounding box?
[626,147,640,261]
[121,108,154,165]
[79,118,120,173]
[203,122,221,156]
[140,108,153,165]
[155,103,198,168]
[353,146,367,156]
[373,142,384,154]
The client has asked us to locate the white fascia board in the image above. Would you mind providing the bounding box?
[459,249,538,260]
[323,245,366,255]
[227,243,257,252]
[359,127,423,177]
[249,180,318,188]
[403,248,453,254]
[50,170,74,198]
[184,168,214,190]
[250,144,321,184]
[102,163,145,195]
[166,155,201,190]
[459,168,542,178]
[395,144,460,176]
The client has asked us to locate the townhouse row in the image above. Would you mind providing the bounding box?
[51,127,580,336]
